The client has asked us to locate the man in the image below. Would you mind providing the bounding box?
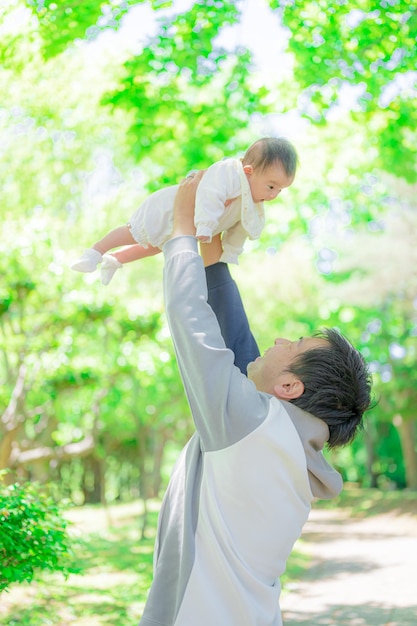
[139,172,373,626]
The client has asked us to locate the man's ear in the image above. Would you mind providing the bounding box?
[273,375,304,400]
[243,164,253,176]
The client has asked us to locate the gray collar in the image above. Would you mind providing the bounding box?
[282,400,343,500]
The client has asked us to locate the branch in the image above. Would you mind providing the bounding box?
[10,435,95,467]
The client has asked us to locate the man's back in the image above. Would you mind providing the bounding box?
[139,236,341,626]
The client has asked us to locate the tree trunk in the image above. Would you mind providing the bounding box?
[137,422,151,539]
[0,429,18,473]
[364,419,378,488]
[1,363,27,472]
[82,455,103,504]
[151,432,167,498]
[395,415,417,489]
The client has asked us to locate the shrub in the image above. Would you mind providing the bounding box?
[0,474,81,593]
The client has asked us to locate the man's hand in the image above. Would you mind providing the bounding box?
[171,170,205,239]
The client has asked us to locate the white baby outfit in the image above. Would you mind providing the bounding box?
[128,158,265,264]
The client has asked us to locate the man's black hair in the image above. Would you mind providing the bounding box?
[287,328,373,448]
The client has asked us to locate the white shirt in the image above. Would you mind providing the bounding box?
[128,158,265,264]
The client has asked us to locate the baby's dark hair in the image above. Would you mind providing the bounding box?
[287,328,373,448]
[242,137,298,178]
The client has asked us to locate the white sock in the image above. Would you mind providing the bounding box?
[100,254,123,285]
[70,249,102,273]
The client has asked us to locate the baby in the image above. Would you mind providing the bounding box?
[70,137,297,284]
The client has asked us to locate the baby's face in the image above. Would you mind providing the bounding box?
[244,162,294,203]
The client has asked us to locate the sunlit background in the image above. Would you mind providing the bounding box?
[1,0,416,620]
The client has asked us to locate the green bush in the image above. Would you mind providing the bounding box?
[0,474,81,593]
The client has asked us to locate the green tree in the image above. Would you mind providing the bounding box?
[272,0,417,182]
[310,202,417,488]
[1,1,191,506]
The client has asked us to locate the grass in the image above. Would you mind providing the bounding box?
[1,487,415,625]
[314,484,417,517]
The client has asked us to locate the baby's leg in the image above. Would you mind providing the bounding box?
[110,244,161,264]
[92,225,136,255]
[71,226,138,273]
[100,244,161,285]
[71,229,160,276]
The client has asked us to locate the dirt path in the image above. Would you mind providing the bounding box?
[281,505,417,625]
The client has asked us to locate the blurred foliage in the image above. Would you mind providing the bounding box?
[270,0,417,182]
[102,0,270,185]
[25,0,136,59]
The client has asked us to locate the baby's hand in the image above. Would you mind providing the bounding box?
[196,235,210,243]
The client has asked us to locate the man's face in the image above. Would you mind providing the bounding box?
[247,337,329,398]
[244,163,294,203]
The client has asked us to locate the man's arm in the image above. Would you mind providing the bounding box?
[171,176,259,375]
[170,173,202,238]
[201,236,260,375]
[163,175,268,450]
